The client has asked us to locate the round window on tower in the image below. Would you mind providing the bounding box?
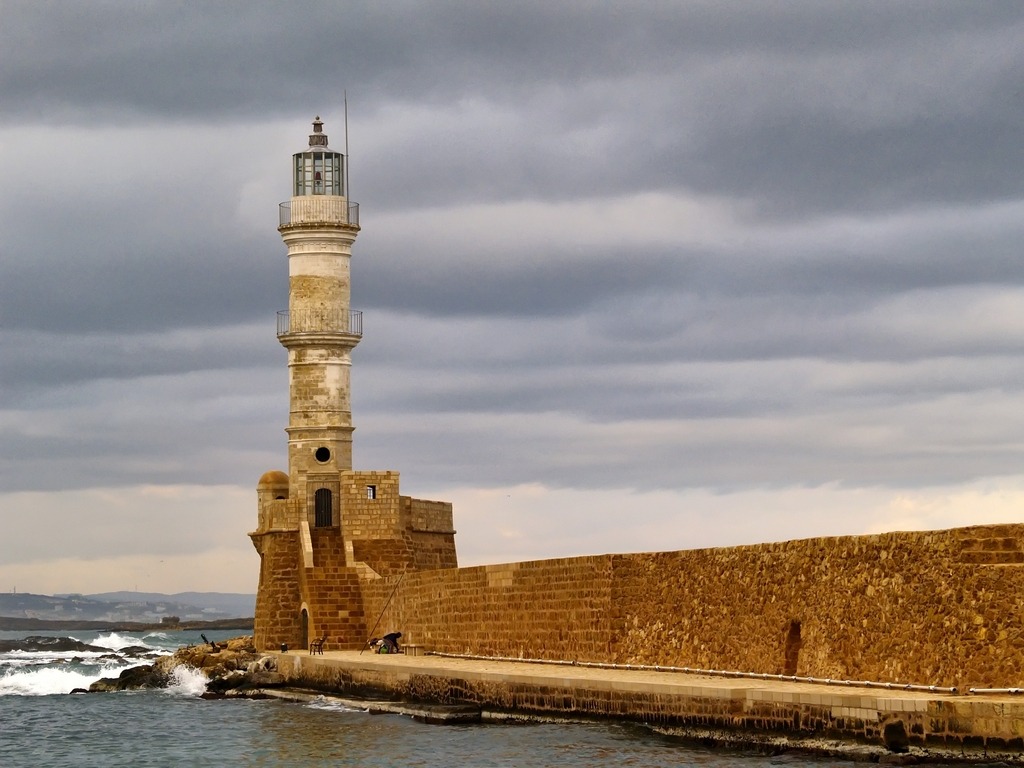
[315,447,331,463]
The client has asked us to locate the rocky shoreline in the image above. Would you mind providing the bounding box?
[83,635,280,696]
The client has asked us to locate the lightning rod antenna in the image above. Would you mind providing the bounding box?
[344,91,350,199]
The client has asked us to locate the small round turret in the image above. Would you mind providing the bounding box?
[257,470,290,492]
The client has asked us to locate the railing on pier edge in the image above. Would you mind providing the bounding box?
[277,309,363,337]
[279,200,360,227]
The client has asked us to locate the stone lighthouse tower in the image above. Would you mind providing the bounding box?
[250,118,458,652]
[279,117,360,507]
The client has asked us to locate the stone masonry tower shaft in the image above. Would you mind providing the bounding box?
[277,117,361,492]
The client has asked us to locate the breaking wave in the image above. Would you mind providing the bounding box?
[0,631,171,696]
[0,661,137,696]
[165,665,208,697]
[83,632,152,652]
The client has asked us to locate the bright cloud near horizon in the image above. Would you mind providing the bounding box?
[2,2,1024,595]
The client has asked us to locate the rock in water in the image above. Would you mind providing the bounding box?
[87,636,262,694]
[0,636,107,654]
[89,664,169,692]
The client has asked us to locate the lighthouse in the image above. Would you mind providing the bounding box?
[250,118,458,652]
[278,116,360,516]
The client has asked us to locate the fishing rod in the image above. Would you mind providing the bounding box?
[361,568,406,654]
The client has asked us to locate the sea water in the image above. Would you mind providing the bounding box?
[0,629,964,767]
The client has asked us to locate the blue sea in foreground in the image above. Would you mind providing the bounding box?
[0,628,973,767]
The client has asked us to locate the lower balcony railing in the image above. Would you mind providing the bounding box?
[277,309,362,337]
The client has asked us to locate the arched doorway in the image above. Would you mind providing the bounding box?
[300,608,309,650]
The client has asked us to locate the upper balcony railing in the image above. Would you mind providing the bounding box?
[277,309,363,337]
[279,200,359,227]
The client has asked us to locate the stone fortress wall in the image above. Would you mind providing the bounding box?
[360,523,1024,690]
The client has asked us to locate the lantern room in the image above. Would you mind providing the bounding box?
[293,116,344,196]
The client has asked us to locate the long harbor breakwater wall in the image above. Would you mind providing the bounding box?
[272,652,1024,760]
[358,523,1024,692]
[254,522,1024,758]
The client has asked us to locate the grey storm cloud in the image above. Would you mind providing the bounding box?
[2,0,1024,511]
[3,3,1021,214]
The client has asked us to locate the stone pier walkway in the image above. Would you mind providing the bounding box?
[271,650,1024,761]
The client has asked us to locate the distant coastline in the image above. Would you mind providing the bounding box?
[0,591,255,626]
[0,616,254,632]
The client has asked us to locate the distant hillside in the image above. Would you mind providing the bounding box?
[0,591,254,624]
[0,616,253,631]
[80,591,255,618]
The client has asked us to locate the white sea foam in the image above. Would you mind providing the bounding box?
[85,632,153,652]
[306,695,364,713]
[164,665,208,697]
[0,662,136,696]
[2,649,113,664]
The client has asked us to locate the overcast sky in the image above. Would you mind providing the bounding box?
[2,1,1024,595]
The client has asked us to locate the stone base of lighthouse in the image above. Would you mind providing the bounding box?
[249,469,457,651]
